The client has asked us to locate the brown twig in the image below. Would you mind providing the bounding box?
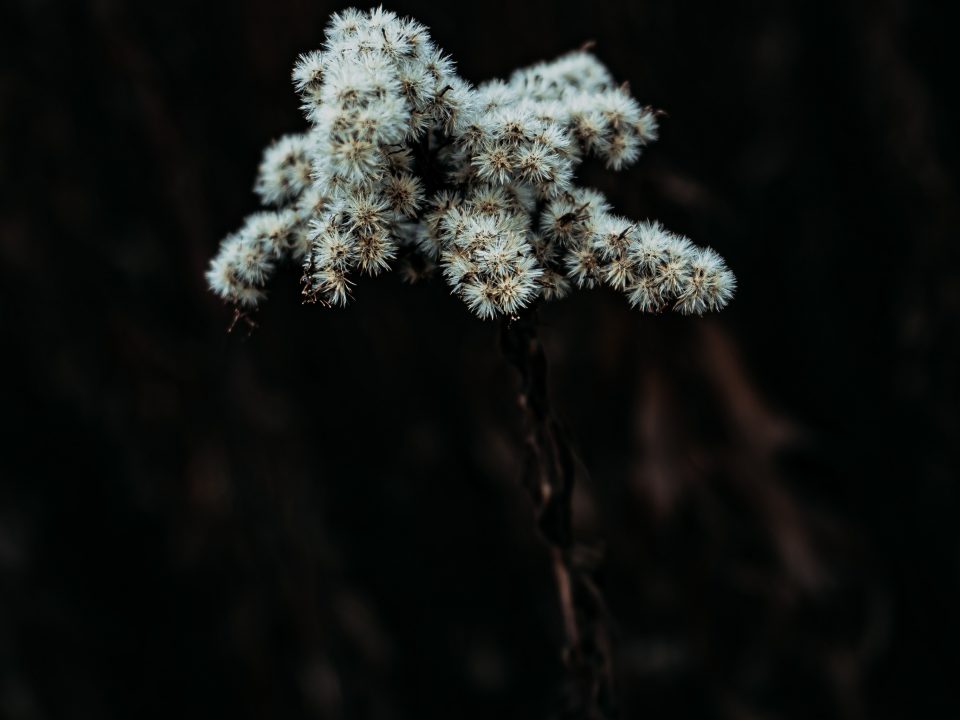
[500,308,616,719]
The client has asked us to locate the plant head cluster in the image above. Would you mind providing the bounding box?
[207,6,735,319]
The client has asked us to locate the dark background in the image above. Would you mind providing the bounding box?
[2,0,958,718]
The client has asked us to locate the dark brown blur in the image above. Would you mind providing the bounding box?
[2,0,958,718]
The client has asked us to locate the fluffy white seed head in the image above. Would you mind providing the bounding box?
[206,7,734,319]
[254,134,314,206]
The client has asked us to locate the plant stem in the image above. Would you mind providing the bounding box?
[500,309,617,720]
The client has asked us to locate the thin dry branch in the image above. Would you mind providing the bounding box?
[501,309,616,720]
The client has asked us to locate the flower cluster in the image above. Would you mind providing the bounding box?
[207,6,735,318]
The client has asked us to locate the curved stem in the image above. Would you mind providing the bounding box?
[500,309,616,720]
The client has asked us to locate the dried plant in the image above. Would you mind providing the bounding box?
[206,7,736,718]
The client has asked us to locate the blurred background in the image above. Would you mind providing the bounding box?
[2,0,958,718]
